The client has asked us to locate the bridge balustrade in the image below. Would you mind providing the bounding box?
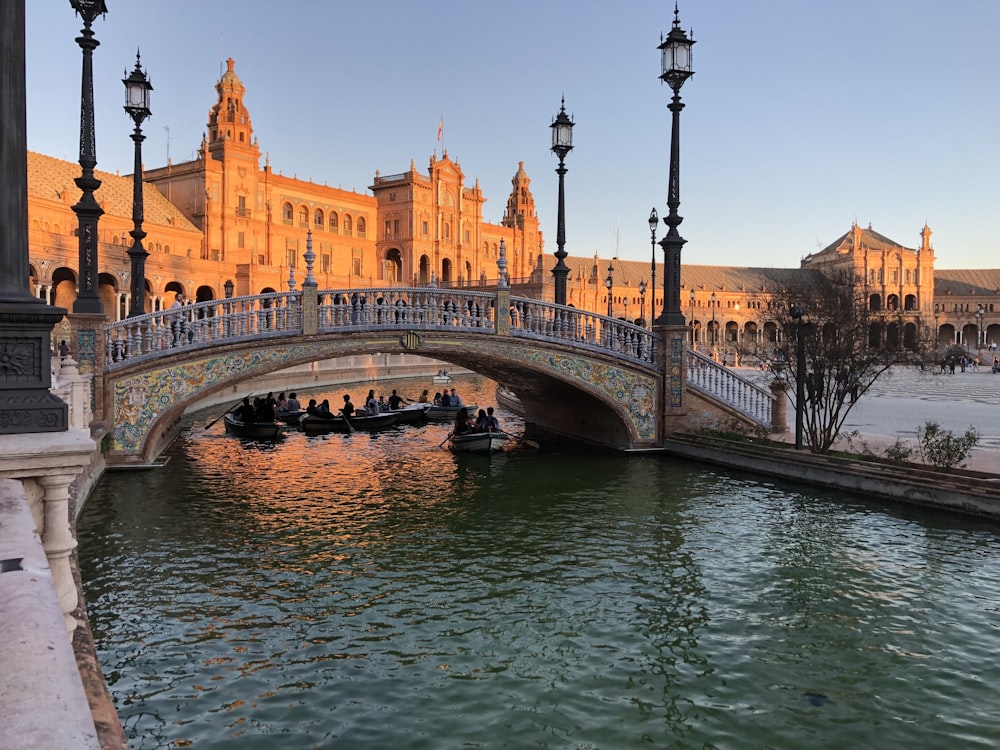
[509,298,658,366]
[105,292,301,368]
[685,348,772,427]
[316,288,496,332]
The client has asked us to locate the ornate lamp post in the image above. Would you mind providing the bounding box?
[605,262,614,318]
[790,305,807,450]
[648,208,658,319]
[710,291,717,346]
[933,304,940,348]
[655,4,695,326]
[638,279,647,327]
[689,289,696,345]
[69,0,108,314]
[123,52,152,318]
[224,279,235,299]
[550,98,575,305]
[975,303,985,349]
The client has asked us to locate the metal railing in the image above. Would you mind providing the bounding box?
[685,348,772,427]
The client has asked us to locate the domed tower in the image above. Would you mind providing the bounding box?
[207,58,258,160]
[501,161,542,279]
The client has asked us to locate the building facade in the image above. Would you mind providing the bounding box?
[25,60,1000,357]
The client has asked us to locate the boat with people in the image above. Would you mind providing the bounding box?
[276,409,306,425]
[387,402,432,425]
[448,429,510,453]
[223,413,285,439]
[425,403,477,422]
[432,369,453,385]
[300,411,399,435]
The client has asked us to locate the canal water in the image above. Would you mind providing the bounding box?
[78,375,1000,748]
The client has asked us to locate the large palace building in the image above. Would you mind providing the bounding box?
[27,59,1000,357]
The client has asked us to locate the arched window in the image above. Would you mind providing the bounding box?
[298,206,309,227]
[329,212,339,233]
[343,214,353,235]
[314,208,324,229]
[357,217,366,237]
[282,202,293,224]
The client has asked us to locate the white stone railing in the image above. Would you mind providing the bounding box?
[316,287,497,332]
[685,348,773,427]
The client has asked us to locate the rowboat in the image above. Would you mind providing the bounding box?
[300,412,399,435]
[448,430,510,453]
[223,413,285,439]
[389,402,432,424]
[425,403,477,422]
[432,372,453,385]
[276,409,306,425]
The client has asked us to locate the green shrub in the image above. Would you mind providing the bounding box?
[917,422,980,471]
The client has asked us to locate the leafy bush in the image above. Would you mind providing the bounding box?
[917,422,980,471]
[883,439,915,465]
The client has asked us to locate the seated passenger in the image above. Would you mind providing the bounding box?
[454,408,472,435]
[474,409,489,432]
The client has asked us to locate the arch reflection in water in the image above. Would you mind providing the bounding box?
[78,376,1000,748]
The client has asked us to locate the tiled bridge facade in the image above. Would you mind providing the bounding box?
[98,285,778,464]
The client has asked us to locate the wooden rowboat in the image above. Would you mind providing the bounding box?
[223,413,285,439]
[389,403,432,424]
[448,430,510,453]
[425,403,477,422]
[300,412,399,435]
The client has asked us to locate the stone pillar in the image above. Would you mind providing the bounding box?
[495,287,511,336]
[770,378,788,434]
[67,313,107,432]
[38,472,80,623]
[301,285,318,335]
[654,323,689,442]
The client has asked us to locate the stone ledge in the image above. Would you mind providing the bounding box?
[665,433,1000,518]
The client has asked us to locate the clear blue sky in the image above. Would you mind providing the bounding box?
[25,0,1000,270]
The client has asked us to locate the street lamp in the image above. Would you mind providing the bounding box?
[638,279,647,327]
[550,98,574,305]
[69,0,108,314]
[655,4,695,326]
[689,289,696,346]
[605,262,614,318]
[123,51,152,318]
[710,291,717,346]
[648,208,658,320]
[975,303,985,349]
[790,305,807,450]
[224,279,235,299]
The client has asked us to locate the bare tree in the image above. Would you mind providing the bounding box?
[766,270,928,453]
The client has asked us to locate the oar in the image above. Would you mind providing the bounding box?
[204,394,251,429]
[438,430,454,448]
[341,410,355,434]
[509,433,540,449]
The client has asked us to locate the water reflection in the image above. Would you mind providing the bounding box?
[78,375,1000,749]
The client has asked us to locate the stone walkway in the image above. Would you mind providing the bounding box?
[737,365,1000,474]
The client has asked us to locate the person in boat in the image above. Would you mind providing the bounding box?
[233,397,256,424]
[341,394,355,419]
[418,389,430,404]
[285,392,301,412]
[454,407,472,435]
[388,390,404,410]
[364,390,379,415]
[449,388,463,407]
[305,398,321,417]
[486,406,501,432]
[474,408,489,432]
[258,396,277,422]
[318,399,333,417]
[276,392,288,412]
[378,394,388,411]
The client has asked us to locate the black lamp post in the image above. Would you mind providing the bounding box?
[550,98,575,305]
[648,208,658,319]
[790,305,807,450]
[123,51,152,318]
[69,0,108,314]
[975,303,985,349]
[605,262,614,318]
[689,289,696,345]
[224,279,235,299]
[710,291,716,346]
[655,4,695,326]
[933,304,940,348]
[639,279,647,327]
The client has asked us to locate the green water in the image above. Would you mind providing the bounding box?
[78,376,1000,748]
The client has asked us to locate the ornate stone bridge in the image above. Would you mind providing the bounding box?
[98,284,777,464]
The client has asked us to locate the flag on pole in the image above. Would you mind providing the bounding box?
[437,116,443,141]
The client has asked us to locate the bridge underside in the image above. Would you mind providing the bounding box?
[104,330,661,464]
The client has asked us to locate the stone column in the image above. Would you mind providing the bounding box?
[770,378,788,434]
[654,323,689,442]
[38,472,80,623]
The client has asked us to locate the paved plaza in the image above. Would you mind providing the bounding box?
[739,365,1000,473]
